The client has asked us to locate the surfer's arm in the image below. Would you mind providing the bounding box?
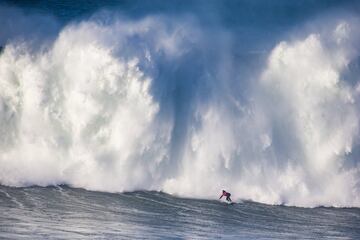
[219,194,223,199]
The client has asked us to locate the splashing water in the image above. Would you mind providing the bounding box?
[0,4,360,207]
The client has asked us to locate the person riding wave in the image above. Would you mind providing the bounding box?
[219,190,232,202]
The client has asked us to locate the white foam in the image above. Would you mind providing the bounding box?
[0,13,359,207]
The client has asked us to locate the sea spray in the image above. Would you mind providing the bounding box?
[0,8,360,207]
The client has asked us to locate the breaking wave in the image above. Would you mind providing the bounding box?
[0,5,360,207]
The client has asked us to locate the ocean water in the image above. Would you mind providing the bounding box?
[1,0,360,238]
[1,185,359,239]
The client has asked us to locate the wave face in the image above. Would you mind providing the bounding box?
[1,185,359,239]
[0,1,360,207]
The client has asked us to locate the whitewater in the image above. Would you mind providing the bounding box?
[1,1,360,239]
[1,0,360,210]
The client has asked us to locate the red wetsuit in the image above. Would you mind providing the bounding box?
[219,190,232,202]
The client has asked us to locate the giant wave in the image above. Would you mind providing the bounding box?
[0,3,360,208]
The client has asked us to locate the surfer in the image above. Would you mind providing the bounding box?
[219,190,232,202]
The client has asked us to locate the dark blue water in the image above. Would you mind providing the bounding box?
[1,185,359,239]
